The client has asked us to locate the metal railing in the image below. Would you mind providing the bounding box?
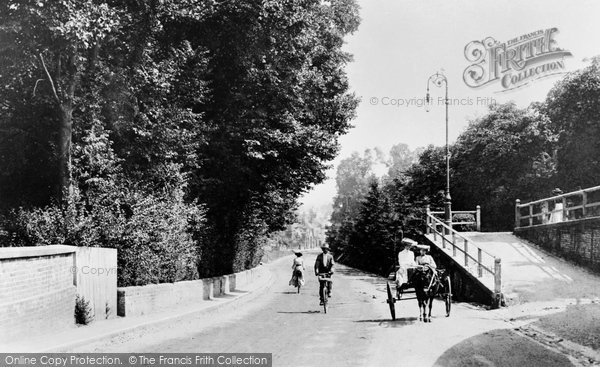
[515,185,600,229]
[426,212,502,297]
[428,205,481,231]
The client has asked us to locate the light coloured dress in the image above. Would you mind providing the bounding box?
[416,254,437,269]
[289,257,305,286]
[395,249,416,286]
[550,202,564,223]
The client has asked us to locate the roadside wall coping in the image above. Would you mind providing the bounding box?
[117,266,266,317]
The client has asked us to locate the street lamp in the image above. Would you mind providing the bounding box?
[426,72,452,233]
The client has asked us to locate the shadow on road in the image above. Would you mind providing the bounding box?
[276,311,322,314]
[213,294,238,299]
[335,267,389,290]
[336,267,385,280]
[434,329,574,367]
[228,290,249,295]
[355,317,418,327]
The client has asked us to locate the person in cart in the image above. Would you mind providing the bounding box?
[416,245,437,270]
[395,238,417,297]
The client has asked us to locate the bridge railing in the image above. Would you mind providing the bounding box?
[428,205,481,231]
[425,212,502,297]
[515,185,600,229]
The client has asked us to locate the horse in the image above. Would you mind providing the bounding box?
[412,266,450,322]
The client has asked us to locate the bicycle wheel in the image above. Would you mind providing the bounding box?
[444,276,452,317]
[321,286,328,313]
[297,282,301,294]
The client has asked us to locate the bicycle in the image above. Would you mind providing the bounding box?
[293,269,303,293]
[317,273,333,313]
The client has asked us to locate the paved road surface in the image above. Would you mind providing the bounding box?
[71,251,599,366]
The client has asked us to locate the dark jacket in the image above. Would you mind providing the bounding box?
[314,252,335,275]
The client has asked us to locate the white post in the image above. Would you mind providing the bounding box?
[452,232,456,257]
[477,249,482,277]
[494,258,502,295]
[515,199,520,229]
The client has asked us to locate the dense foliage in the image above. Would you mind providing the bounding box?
[0,0,360,285]
[326,147,422,274]
[543,56,600,190]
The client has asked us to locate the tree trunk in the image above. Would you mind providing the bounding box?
[57,104,73,202]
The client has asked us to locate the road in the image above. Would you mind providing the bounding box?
[71,251,600,367]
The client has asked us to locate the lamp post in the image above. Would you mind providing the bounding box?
[426,72,451,233]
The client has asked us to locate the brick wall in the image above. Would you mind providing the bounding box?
[515,218,600,273]
[0,246,77,343]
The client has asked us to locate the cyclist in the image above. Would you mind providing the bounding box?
[314,243,335,305]
[289,250,305,287]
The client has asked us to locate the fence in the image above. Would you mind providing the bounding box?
[426,212,502,301]
[428,205,481,231]
[515,185,600,229]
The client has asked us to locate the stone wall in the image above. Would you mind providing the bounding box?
[515,218,600,273]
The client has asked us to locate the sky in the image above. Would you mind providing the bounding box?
[299,0,600,209]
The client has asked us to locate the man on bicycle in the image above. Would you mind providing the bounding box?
[314,243,335,305]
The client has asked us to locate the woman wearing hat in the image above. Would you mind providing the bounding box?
[289,250,305,287]
[416,245,436,269]
[396,238,417,296]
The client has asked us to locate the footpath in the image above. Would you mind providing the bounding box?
[0,256,292,353]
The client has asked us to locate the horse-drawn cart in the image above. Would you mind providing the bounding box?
[385,264,452,322]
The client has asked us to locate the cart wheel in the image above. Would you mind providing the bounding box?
[386,282,396,321]
[444,276,452,317]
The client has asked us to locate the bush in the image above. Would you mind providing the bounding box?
[452,213,476,232]
[75,295,94,325]
[0,128,206,287]
[117,187,204,286]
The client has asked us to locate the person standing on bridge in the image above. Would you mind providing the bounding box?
[314,243,335,305]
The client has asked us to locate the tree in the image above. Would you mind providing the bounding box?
[404,145,448,209]
[451,102,557,230]
[345,180,395,274]
[0,0,122,201]
[0,0,361,281]
[190,0,360,275]
[327,150,375,256]
[386,143,418,180]
[327,146,422,274]
[544,56,600,190]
